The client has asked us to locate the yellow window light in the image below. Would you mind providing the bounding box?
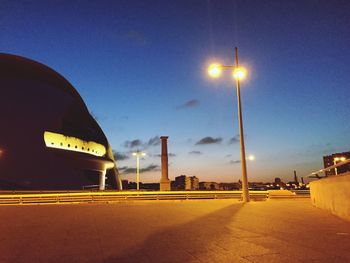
[43,131,106,157]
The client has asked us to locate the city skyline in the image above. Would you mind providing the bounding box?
[1,0,350,183]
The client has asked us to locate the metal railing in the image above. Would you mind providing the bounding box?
[0,189,311,205]
[307,158,350,178]
[0,190,270,205]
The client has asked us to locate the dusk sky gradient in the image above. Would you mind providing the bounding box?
[1,0,349,183]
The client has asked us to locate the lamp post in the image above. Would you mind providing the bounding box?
[333,156,346,175]
[132,150,146,190]
[208,47,250,202]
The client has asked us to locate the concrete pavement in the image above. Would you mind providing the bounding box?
[0,199,349,262]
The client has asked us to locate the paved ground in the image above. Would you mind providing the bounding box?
[0,199,349,263]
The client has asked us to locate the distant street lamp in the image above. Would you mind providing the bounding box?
[247,155,255,161]
[207,47,250,202]
[132,150,146,190]
[333,156,346,175]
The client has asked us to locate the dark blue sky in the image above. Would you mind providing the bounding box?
[2,0,349,183]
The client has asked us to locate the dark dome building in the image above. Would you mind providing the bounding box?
[0,54,122,190]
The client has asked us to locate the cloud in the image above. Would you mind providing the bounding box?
[118,166,129,171]
[113,151,130,161]
[123,136,161,149]
[123,139,142,148]
[189,151,202,155]
[225,154,232,158]
[154,153,176,157]
[119,164,160,174]
[176,99,200,109]
[228,135,240,144]
[229,160,241,164]
[147,136,160,147]
[141,164,160,172]
[120,167,136,174]
[195,136,222,145]
[122,30,148,45]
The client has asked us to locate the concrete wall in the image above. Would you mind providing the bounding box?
[310,172,350,221]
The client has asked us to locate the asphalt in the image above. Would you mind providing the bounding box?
[0,199,349,263]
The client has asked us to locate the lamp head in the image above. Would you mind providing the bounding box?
[248,155,255,161]
[233,67,247,80]
[208,63,222,78]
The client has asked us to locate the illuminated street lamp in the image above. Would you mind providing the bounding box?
[207,47,250,202]
[247,155,255,161]
[333,156,346,175]
[132,150,146,190]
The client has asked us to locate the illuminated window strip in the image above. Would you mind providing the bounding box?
[43,131,106,157]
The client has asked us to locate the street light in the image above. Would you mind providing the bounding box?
[247,155,255,161]
[333,156,346,175]
[207,47,250,202]
[132,150,146,190]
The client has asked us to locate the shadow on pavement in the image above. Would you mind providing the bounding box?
[104,203,243,263]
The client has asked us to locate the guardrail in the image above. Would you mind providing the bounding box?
[291,190,311,196]
[307,158,350,178]
[0,190,310,205]
[0,190,269,205]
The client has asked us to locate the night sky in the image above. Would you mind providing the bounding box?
[1,0,349,183]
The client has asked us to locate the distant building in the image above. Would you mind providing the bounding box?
[274,177,282,184]
[323,151,350,176]
[219,182,240,190]
[248,182,266,190]
[174,175,191,190]
[190,176,199,190]
[141,183,160,191]
[199,182,219,190]
[121,180,129,190]
[173,175,199,190]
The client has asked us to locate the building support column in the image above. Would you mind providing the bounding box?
[99,170,106,190]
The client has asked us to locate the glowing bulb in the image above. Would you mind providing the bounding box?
[208,64,222,78]
[248,155,255,161]
[233,67,247,80]
[132,151,146,157]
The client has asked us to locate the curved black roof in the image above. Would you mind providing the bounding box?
[0,53,121,190]
[0,53,88,111]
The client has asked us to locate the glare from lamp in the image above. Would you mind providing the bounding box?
[233,67,247,80]
[208,63,222,78]
[248,155,255,161]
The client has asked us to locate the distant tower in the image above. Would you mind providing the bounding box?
[160,136,171,191]
[294,170,299,183]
